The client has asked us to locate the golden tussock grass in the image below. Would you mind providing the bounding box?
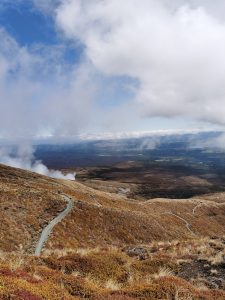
[0,239,224,299]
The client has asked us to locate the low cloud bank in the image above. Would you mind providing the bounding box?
[0,144,76,180]
[190,133,225,150]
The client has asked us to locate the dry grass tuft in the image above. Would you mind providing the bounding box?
[8,255,25,271]
[153,266,174,279]
[208,251,225,265]
[104,279,122,291]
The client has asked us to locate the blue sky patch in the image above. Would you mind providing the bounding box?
[0,3,57,46]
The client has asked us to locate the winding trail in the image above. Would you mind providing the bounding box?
[162,212,196,236]
[35,195,73,256]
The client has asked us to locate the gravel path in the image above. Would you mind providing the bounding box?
[35,195,73,256]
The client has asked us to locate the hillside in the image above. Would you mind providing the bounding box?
[0,164,66,253]
[0,164,225,299]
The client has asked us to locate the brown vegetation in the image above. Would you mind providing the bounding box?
[46,178,225,250]
[75,160,224,200]
[0,164,65,253]
[0,164,225,298]
[0,238,225,299]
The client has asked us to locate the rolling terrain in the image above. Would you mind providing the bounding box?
[35,132,225,200]
[75,160,225,200]
[0,163,225,299]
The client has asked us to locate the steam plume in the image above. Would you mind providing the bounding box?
[0,144,76,180]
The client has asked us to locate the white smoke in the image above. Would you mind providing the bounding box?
[139,137,161,150]
[189,132,225,150]
[0,144,76,180]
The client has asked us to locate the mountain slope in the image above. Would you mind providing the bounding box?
[0,164,225,299]
[0,164,225,253]
[0,164,66,252]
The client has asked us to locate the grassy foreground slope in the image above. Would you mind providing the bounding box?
[1,238,225,299]
[0,164,225,299]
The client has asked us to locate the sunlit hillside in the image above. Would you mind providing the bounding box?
[0,164,224,299]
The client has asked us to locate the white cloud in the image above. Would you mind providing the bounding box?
[77,128,213,141]
[0,28,98,139]
[0,26,103,176]
[0,144,76,180]
[55,0,225,126]
[189,132,225,150]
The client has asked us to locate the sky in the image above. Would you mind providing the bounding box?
[0,0,225,141]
